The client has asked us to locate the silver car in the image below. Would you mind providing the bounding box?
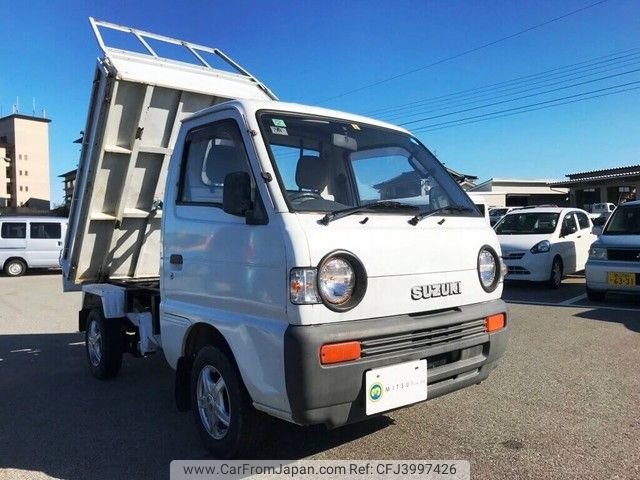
[585,200,640,301]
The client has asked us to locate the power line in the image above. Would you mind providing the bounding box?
[409,79,640,132]
[317,0,613,104]
[381,54,640,121]
[415,85,640,133]
[398,67,640,126]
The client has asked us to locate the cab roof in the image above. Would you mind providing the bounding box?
[185,99,412,135]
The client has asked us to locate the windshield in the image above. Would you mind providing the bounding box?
[603,205,640,235]
[495,212,560,235]
[259,112,477,216]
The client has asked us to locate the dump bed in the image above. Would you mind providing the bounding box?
[62,19,276,291]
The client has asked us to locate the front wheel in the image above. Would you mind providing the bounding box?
[190,346,262,458]
[548,257,563,289]
[85,309,123,379]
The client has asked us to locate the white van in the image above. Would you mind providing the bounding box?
[62,19,508,458]
[0,216,68,276]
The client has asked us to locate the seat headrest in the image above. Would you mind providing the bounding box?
[295,155,328,191]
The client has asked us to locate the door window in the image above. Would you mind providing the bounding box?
[1,222,26,239]
[30,222,62,239]
[179,119,251,206]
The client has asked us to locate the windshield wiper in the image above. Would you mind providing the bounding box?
[408,204,474,226]
[320,201,419,225]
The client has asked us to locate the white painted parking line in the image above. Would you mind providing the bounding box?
[559,293,587,306]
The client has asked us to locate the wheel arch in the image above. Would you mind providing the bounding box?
[3,256,28,270]
[176,322,251,412]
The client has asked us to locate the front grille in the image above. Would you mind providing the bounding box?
[360,318,485,358]
[608,249,640,262]
[508,266,530,275]
[503,252,525,260]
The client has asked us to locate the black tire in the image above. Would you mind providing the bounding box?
[190,346,261,458]
[548,256,563,289]
[586,286,606,302]
[4,258,26,277]
[85,308,123,379]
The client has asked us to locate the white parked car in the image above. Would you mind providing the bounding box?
[495,207,598,288]
[588,202,616,225]
[586,200,640,301]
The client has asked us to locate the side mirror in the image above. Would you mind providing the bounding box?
[561,224,577,237]
[223,171,252,217]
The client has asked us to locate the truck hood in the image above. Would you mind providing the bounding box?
[593,234,640,248]
[291,213,503,324]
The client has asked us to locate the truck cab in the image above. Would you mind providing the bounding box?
[63,19,508,458]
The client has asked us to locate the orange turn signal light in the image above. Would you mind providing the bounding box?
[320,341,361,365]
[485,313,505,332]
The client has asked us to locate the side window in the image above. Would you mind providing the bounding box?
[30,222,62,239]
[1,222,26,239]
[576,212,590,230]
[179,119,251,205]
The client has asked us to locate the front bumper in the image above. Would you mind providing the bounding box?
[503,252,550,282]
[586,259,640,293]
[283,299,507,428]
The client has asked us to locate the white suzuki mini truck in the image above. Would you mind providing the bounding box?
[63,19,508,457]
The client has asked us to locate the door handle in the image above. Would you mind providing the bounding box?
[169,254,183,265]
[577,235,582,238]
[57,241,62,246]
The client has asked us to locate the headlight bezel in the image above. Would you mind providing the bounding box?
[589,246,607,260]
[478,245,501,293]
[317,250,367,312]
[530,240,551,254]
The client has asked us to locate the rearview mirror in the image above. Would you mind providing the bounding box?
[332,133,357,151]
[223,171,252,217]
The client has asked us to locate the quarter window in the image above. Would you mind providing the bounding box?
[30,222,62,239]
[576,212,590,229]
[1,222,26,239]
[179,120,251,205]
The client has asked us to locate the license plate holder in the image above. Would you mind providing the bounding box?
[365,359,427,415]
[607,272,636,286]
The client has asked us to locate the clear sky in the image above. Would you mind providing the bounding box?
[0,0,638,205]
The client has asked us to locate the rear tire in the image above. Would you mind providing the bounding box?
[190,346,262,458]
[548,257,563,289]
[85,308,123,379]
[4,258,26,277]
[586,286,606,302]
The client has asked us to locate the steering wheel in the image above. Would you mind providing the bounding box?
[289,191,323,201]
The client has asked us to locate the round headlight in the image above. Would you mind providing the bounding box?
[478,246,500,292]
[319,257,355,305]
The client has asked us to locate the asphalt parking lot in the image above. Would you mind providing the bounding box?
[1,273,639,480]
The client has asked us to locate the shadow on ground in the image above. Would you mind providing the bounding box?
[0,333,392,479]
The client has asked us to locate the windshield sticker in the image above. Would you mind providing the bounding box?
[272,118,287,127]
[270,126,288,135]
[351,123,361,130]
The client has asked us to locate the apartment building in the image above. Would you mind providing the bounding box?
[0,113,51,210]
